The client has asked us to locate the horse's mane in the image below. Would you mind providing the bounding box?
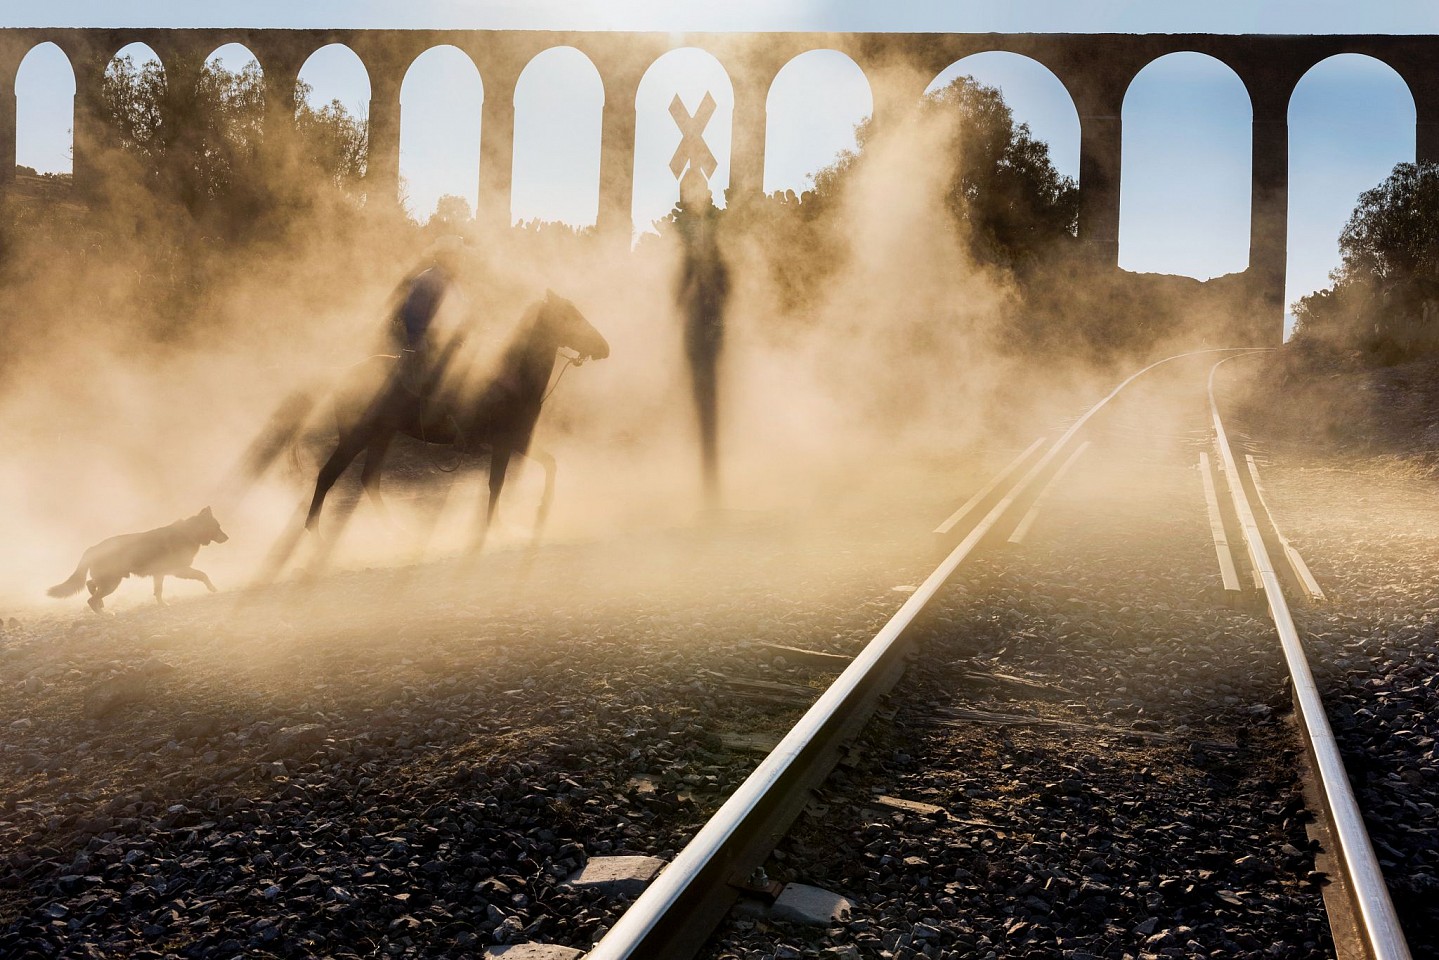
[445,298,555,404]
[505,299,548,352]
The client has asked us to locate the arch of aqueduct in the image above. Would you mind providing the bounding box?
[3,29,1438,339]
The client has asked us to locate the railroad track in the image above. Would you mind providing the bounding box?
[576,349,1413,960]
[1206,355,1407,960]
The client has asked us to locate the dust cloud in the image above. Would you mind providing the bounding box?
[0,65,1216,619]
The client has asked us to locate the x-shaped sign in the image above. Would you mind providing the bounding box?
[669,91,718,181]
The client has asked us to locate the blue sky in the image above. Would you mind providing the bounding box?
[8,1,1439,331]
[7,1,1439,33]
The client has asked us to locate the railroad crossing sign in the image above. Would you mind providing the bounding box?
[669,91,718,181]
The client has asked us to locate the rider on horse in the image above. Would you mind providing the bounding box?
[390,234,467,399]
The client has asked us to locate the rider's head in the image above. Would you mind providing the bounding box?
[427,234,467,276]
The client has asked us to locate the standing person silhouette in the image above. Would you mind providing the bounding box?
[675,167,730,510]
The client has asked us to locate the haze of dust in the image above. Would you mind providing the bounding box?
[1,92,1138,614]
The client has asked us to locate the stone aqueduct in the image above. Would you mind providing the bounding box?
[2,28,1438,338]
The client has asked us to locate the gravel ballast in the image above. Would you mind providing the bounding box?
[0,488,956,959]
[8,353,1439,960]
[700,394,1336,960]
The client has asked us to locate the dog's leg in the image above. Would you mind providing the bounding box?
[153,576,166,605]
[174,568,218,593]
[88,577,121,613]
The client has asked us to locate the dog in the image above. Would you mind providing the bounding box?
[47,507,230,612]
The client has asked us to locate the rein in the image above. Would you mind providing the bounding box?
[421,413,464,474]
[422,348,582,476]
[542,350,584,405]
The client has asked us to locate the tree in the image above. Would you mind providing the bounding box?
[1336,161,1439,285]
[293,90,368,189]
[102,54,169,168]
[426,194,473,232]
[2,55,387,343]
[807,75,1079,270]
[923,76,1079,268]
[100,54,368,228]
[191,58,266,204]
[1293,161,1439,358]
[705,74,1080,322]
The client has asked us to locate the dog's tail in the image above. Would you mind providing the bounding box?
[47,551,92,598]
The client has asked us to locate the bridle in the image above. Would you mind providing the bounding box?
[542,348,586,405]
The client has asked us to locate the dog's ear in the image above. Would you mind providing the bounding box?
[546,288,556,303]
[201,506,213,517]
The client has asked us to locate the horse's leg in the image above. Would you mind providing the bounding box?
[471,447,512,553]
[487,447,513,526]
[302,493,361,583]
[519,446,556,541]
[306,426,374,532]
[359,432,396,522]
[250,501,312,590]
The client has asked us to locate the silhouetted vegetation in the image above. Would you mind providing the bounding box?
[652,77,1078,315]
[685,75,1222,365]
[426,194,475,234]
[919,76,1082,269]
[826,76,1079,270]
[100,53,367,238]
[0,54,393,359]
[3,65,1252,377]
[1293,160,1439,361]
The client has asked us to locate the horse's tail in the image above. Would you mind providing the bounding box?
[276,390,320,475]
[47,549,93,598]
[242,390,318,481]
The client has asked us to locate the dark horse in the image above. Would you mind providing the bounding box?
[304,291,609,543]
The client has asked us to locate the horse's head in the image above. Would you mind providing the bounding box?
[539,289,609,362]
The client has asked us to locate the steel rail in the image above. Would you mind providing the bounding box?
[934,435,1045,538]
[1008,439,1091,544]
[1199,450,1243,594]
[1244,453,1327,602]
[1208,353,1411,960]
[583,347,1253,960]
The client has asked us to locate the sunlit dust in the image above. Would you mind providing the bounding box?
[1,75,1247,633]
